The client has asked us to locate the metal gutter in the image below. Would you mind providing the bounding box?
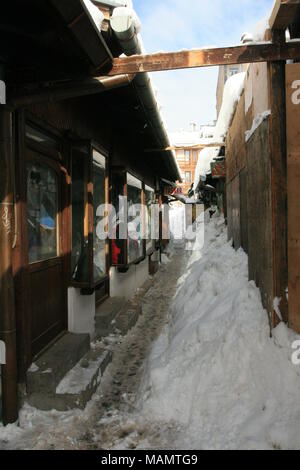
[110,7,182,182]
[9,74,135,108]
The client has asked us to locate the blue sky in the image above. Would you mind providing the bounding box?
[134,0,274,131]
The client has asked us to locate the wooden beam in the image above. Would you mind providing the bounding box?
[107,40,300,76]
[270,0,300,30]
[144,143,225,153]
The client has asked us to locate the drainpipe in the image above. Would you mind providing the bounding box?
[0,68,18,424]
[9,74,135,108]
[110,7,182,182]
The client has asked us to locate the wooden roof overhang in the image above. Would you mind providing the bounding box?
[89,80,181,183]
[1,0,113,86]
[0,0,179,184]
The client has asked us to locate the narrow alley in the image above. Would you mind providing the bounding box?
[2,209,300,450]
[2,0,300,455]
[0,209,192,450]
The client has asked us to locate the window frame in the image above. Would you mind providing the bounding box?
[24,116,64,271]
[144,183,156,256]
[92,145,110,288]
[110,167,147,269]
[25,114,63,162]
[184,149,191,163]
[185,171,191,183]
[25,151,62,267]
[70,140,109,291]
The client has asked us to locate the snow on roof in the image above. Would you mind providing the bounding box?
[245,110,271,143]
[200,126,215,138]
[194,71,246,188]
[169,124,216,148]
[252,17,270,41]
[243,17,270,43]
[82,0,104,33]
[169,130,202,147]
[194,147,220,184]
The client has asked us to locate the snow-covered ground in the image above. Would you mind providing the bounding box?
[2,208,300,450]
[137,212,300,450]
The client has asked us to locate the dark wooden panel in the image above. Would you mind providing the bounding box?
[29,261,64,356]
[226,92,248,183]
[231,175,241,250]
[226,181,233,242]
[239,168,248,254]
[246,119,274,316]
[268,56,288,325]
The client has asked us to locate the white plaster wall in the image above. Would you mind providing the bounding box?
[68,287,95,339]
[110,257,150,299]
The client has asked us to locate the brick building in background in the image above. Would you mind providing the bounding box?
[169,123,215,195]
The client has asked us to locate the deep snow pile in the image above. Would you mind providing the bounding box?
[194,72,246,186]
[137,212,300,450]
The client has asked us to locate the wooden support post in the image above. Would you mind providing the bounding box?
[286,63,300,333]
[268,30,288,327]
[0,107,18,424]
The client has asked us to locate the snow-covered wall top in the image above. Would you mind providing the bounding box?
[194,72,246,188]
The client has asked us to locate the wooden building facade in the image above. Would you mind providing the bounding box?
[0,0,180,424]
[225,3,300,333]
[175,147,199,195]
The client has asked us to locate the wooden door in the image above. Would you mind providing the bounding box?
[26,148,66,356]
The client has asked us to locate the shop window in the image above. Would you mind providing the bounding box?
[93,150,107,283]
[26,124,60,150]
[111,169,127,267]
[71,143,108,289]
[27,162,58,263]
[71,145,89,284]
[111,168,146,267]
[145,185,155,254]
[127,173,143,264]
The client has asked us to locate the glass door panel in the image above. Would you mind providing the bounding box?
[93,149,107,283]
[127,173,143,264]
[27,162,58,263]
